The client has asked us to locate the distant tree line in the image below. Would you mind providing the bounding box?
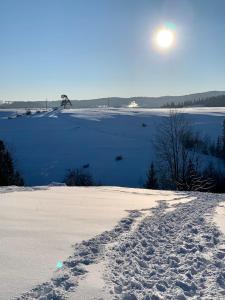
[162,95,225,108]
[0,140,24,186]
[145,111,225,193]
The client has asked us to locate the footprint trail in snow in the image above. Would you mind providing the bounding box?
[16,192,225,300]
[106,193,225,300]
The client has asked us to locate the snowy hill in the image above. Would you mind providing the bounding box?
[0,107,225,187]
[0,186,225,299]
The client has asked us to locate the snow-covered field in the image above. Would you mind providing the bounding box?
[0,186,175,299]
[0,107,225,187]
[1,186,225,299]
[1,108,225,299]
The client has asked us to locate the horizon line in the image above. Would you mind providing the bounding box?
[1,90,225,102]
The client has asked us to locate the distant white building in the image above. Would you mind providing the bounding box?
[128,101,139,108]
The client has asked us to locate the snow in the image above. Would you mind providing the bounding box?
[1,107,225,299]
[0,186,182,299]
[0,107,225,187]
[104,193,225,299]
[1,186,225,299]
[68,262,111,300]
[214,202,225,236]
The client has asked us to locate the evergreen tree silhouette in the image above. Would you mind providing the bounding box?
[145,162,159,189]
[0,140,24,186]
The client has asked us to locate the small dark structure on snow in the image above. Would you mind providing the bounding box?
[61,94,72,109]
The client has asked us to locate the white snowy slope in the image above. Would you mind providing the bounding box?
[1,186,225,300]
[0,107,225,187]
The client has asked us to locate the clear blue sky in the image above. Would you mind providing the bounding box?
[1,0,225,101]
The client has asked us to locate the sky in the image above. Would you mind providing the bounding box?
[0,0,225,101]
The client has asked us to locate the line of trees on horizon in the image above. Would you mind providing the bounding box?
[162,95,225,108]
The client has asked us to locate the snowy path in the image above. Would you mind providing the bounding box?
[105,194,225,299]
[14,191,225,300]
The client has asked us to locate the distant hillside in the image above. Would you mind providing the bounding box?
[1,91,225,109]
[162,94,225,108]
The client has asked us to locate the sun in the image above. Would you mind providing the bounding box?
[154,27,175,50]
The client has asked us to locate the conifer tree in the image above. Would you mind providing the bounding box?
[145,162,159,189]
[0,140,24,186]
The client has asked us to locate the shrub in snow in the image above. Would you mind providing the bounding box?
[144,162,159,189]
[176,159,214,192]
[154,110,196,190]
[115,155,123,161]
[64,168,94,186]
[0,140,24,186]
[82,163,90,169]
[202,163,225,193]
[153,111,220,192]
[25,110,31,116]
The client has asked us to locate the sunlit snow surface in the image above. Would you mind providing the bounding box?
[0,108,225,299]
[1,186,225,299]
[0,107,225,187]
[0,186,186,299]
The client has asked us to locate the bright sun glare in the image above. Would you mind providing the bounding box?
[154,26,175,50]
